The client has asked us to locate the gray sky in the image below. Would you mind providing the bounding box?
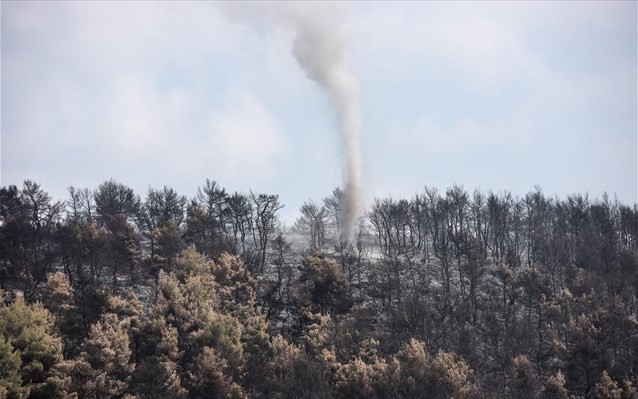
[2,1,636,222]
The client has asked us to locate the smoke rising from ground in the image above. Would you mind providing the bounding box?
[223,3,363,243]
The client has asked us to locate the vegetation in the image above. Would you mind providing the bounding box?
[1,179,637,398]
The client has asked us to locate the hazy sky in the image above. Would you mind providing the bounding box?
[2,1,636,222]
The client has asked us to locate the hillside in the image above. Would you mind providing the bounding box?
[1,179,637,398]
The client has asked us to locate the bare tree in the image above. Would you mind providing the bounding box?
[294,200,328,250]
[251,193,283,273]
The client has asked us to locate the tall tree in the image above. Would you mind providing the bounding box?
[294,200,328,250]
[251,193,283,273]
[94,180,140,286]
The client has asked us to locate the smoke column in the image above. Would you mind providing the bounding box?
[223,3,363,243]
[283,5,362,243]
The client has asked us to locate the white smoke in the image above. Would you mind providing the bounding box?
[221,3,362,243]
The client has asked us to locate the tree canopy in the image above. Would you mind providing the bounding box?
[1,179,637,398]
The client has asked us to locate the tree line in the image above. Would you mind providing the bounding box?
[1,179,637,398]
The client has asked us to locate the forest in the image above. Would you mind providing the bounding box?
[1,179,637,399]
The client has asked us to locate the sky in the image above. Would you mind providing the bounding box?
[1,1,636,223]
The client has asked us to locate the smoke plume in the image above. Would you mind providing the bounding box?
[223,3,363,243]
